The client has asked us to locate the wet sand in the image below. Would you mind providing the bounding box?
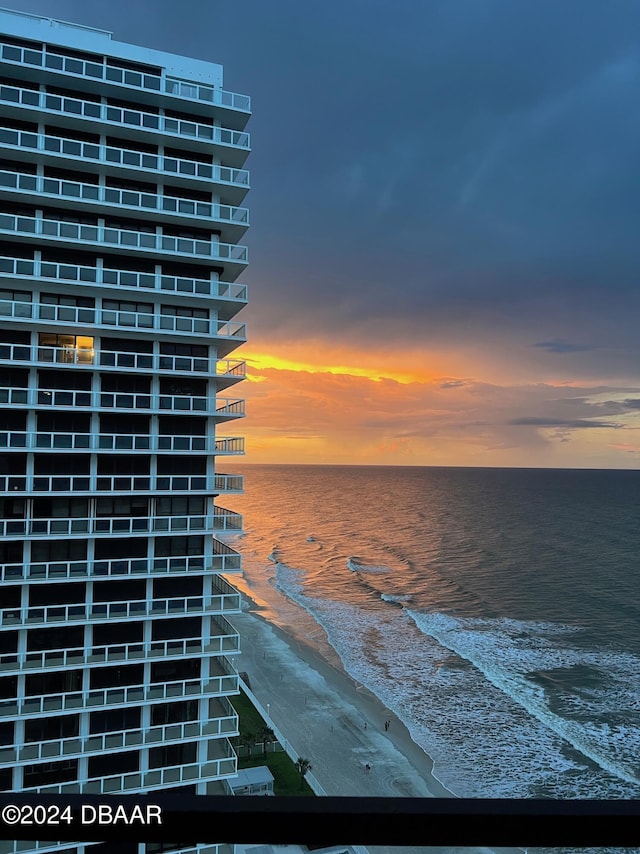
[232,597,520,854]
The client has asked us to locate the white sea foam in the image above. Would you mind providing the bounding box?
[233,464,640,806]
[347,557,394,574]
[269,558,631,798]
[381,593,412,604]
[406,609,640,788]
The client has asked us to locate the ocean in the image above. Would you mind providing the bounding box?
[227,464,640,803]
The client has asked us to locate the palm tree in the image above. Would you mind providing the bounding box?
[295,756,312,791]
[258,725,276,758]
[239,730,257,760]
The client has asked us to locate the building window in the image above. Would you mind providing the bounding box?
[95,497,149,518]
[30,540,87,563]
[40,292,95,323]
[90,707,141,736]
[23,760,78,787]
[27,626,84,653]
[150,700,199,727]
[90,664,143,690]
[38,333,95,365]
[151,617,202,643]
[88,750,139,779]
[155,496,204,517]
[0,287,31,317]
[0,769,12,791]
[154,536,204,557]
[25,715,79,743]
[25,671,82,696]
[102,299,153,327]
[160,304,208,319]
[148,742,197,769]
[150,657,200,682]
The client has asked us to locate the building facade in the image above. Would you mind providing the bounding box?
[0,8,249,853]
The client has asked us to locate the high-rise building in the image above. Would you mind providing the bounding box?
[0,7,249,853]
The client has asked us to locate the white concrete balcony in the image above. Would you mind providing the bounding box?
[0,213,249,274]
[0,170,249,239]
[0,592,241,630]
[2,699,238,767]
[104,351,210,374]
[0,39,250,126]
[35,752,238,795]
[1,839,229,854]
[213,474,244,494]
[0,637,238,677]
[212,506,243,531]
[1,675,227,719]
[0,513,220,539]
[2,345,244,379]
[0,473,233,495]
[0,255,248,312]
[0,300,247,342]
[0,128,250,204]
[0,83,250,166]
[93,432,246,453]
[0,612,241,673]
[3,343,245,380]
[0,551,242,584]
[0,387,245,419]
[0,431,244,455]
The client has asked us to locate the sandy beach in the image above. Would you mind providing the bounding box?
[232,597,515,854]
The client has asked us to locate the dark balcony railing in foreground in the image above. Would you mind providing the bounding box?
[0,796,637,846]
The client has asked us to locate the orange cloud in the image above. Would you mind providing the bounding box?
[240,339,456,385]
[226,341,640,467]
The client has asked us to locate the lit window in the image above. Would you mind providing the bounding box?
[38,333,94,365]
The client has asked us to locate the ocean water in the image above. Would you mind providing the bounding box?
[227,465,640,803]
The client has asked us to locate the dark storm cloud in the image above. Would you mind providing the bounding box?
[532,340,597,354]
[10,0,640,375]
[440,380,468,389]
[509,417,622,430]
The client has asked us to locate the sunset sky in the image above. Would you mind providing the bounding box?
[12,0,640,466]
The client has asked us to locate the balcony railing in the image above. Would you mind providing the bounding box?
[0,83,250,152]
[0,595,241,633]
[0,170,249,231]
[0,431,244,454]
[0,473,226,495]
[0,387,245,417]
[2,700,238,767]
[0,610,240,675]
[0,677,221,719]
[0,128,250,192]
[212,506,243,531]
[34,755,238,795]
[0,552,242,584]
[0,255,248,302]
[3,343,245,377]
[213,474,244,493]
[0,213,249,266]
[0,514,221,539]
[0,343,245,380]
[0,39,251,115]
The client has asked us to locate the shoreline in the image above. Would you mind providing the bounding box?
[232,590,524,853]
[235,594,455,799]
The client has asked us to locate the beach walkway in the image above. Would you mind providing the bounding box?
[232,605,520,854]
[233,607,444,800]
